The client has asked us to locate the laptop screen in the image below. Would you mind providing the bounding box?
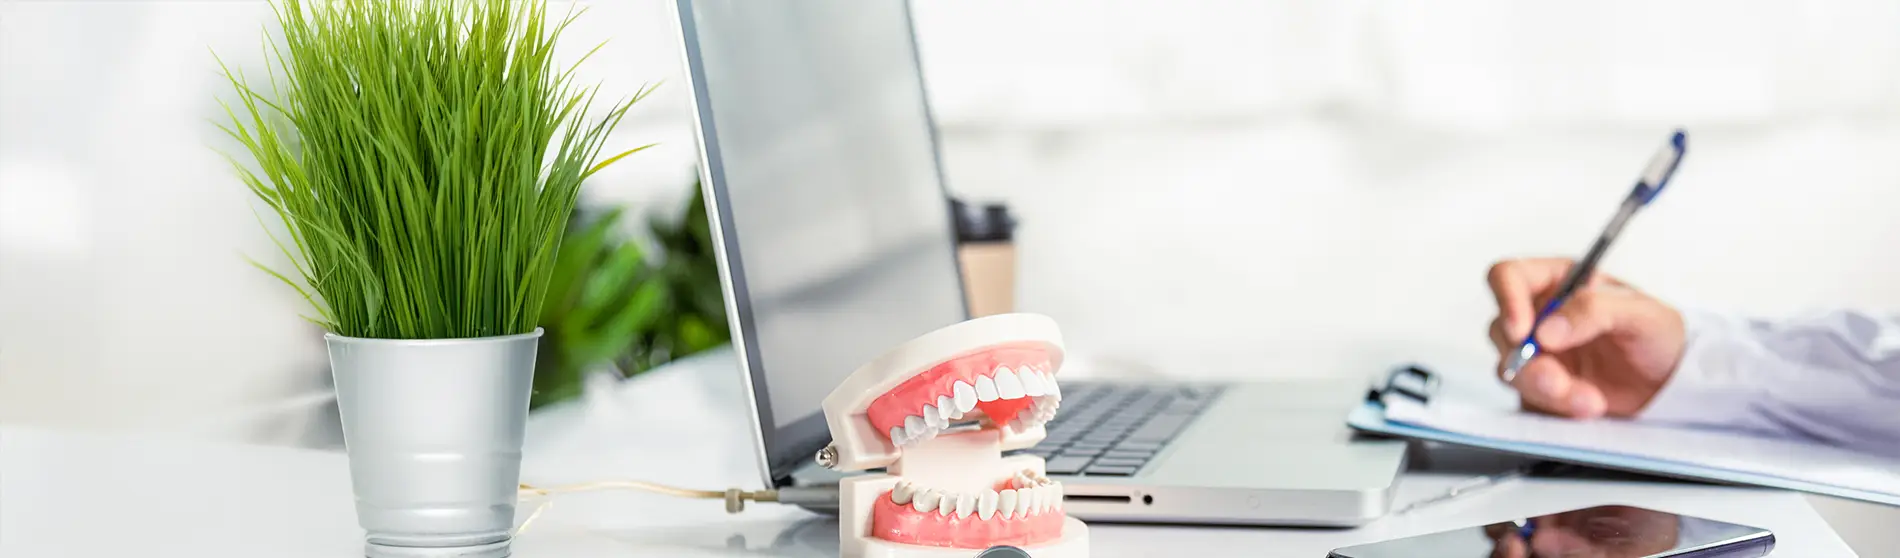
[674,0,969,482]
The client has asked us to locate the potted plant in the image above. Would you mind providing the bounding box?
[214,0,650,556]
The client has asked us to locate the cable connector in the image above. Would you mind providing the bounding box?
[773,485,841,511]
[718,486,840,513]
[724,487,773,513]
[518,481,836,514]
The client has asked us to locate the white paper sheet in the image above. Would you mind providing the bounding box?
[1382,394,1900,496]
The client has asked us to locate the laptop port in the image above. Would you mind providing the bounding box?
[1063,494,1134,504]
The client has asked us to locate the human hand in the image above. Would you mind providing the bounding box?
[1484,521,1529,558]
[1486,258,1686,419]
[1484,506,1681,558]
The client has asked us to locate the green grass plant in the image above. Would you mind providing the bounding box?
[215,0,651,339]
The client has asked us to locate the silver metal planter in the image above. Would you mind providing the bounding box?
[327,329,542,558]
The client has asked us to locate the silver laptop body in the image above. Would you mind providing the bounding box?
[669,0,1407,527]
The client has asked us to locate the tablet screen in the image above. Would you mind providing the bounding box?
[1329,505,1773,558]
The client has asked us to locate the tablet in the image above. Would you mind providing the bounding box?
[1328,504,1774,557]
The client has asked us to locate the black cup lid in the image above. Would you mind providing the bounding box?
[950,198,1015,242]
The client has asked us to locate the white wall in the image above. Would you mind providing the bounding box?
[910,1,1900,383]
[6,0,1900,441]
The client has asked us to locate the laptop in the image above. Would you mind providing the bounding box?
[669,0,1408,526]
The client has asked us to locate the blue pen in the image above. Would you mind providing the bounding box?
[1500,130,1687,383]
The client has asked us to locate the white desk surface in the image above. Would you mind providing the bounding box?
[0,352,1853,557]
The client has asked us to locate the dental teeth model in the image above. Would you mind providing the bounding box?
[819,313,1088,557]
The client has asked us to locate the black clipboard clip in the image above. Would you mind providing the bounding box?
[1366,364,1439,406]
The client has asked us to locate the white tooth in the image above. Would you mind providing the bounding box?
[923,405,947,429]
[978,490,998,520]
[913,489,940,512]
[1013,472,1031,489]
[938,395,959,419]
[1046,375,1061,398]
[1020,371,1045,396]
[889,426,906,444]
[1015,487,1035,516]
[905,415,926,436]
[892,481,914,505]
[1055,483,1065,510]
[975,375,1000,401]
[1029,486,1046,514]
[994,368,1026,399]
[955,492,976,518]
[1041,485,1056,511]
[999,489,1018,520]
[938,491,957,516]
[953,381,978,412]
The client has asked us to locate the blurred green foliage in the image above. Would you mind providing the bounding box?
[531,182,730,409]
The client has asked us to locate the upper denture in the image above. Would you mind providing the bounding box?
[867,344,1063,446]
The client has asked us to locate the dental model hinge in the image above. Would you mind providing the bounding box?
[816,443,840,469]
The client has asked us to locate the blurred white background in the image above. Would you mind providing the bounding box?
[5,0,1900,550]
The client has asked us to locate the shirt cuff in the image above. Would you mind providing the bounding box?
[1635,307,1764,428]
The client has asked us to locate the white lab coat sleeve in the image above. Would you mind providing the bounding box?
[1639,307,1900,455]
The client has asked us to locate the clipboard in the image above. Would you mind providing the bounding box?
[1348,364,1900,507]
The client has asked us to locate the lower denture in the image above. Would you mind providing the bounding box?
[871,484,1065,548]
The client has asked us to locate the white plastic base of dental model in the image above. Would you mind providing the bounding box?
[837,473,1089,558]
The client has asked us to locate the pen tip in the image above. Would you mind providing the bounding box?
[1500,347,1534,383]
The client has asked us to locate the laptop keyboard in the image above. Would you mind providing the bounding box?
[1009,381,1228,477]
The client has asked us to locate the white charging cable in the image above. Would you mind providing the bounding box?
[512,480,838,534]
[516,481,835,513]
